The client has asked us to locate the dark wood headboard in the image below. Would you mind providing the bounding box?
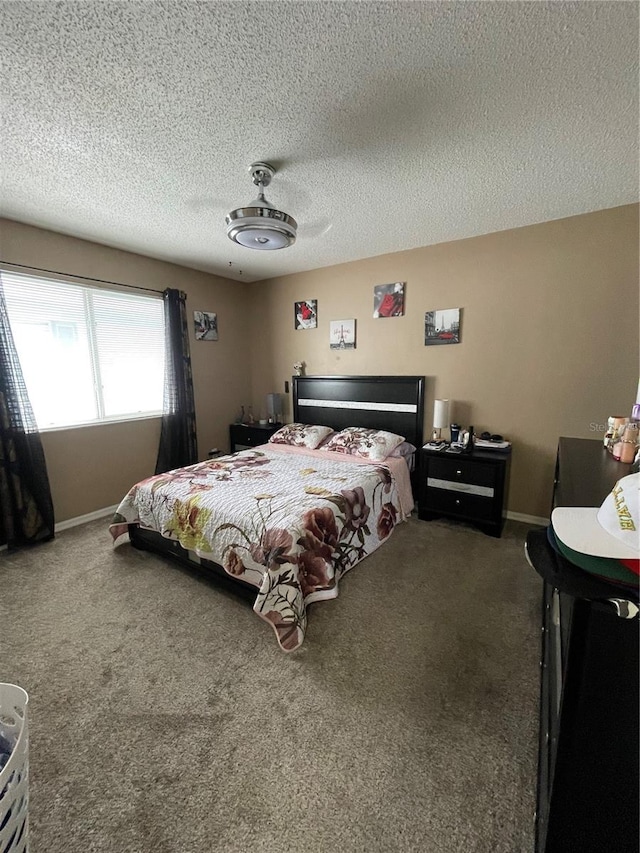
[292,375,425,449]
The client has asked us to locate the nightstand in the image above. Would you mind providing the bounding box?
[229,422,282,452]
[418,447,511,537]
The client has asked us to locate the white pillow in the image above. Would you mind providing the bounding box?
[388,441,417,459]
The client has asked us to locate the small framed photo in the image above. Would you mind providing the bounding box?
[425,308,461,346]
[329,319,356,349]
[373,282,405,318]
[295,300,318,330]
[194,311,218,341]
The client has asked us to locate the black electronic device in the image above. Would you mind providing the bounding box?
[480,431,504,442]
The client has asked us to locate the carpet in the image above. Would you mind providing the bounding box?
[1,514,542,853]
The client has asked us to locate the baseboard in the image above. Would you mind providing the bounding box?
[506,510,548,527]
[4,505,546,546]
[16,505,547,539]
[55,505,119,533]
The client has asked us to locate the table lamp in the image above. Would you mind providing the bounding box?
[432,399,450,442]
[266,393,283,424]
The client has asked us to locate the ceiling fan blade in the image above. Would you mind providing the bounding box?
[184,196,225,213]
[298,217,332,239]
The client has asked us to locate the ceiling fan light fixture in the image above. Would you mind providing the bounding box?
[225,208,298,250]
[225,162,297,250]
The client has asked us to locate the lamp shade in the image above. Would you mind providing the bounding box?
[266,393,283,419]
[433,399,450,429]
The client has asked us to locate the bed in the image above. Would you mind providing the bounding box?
[110,375,425,651]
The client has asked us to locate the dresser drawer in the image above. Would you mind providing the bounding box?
[234,428,266,448]
[428,456,497,488]
[424,486,496,522]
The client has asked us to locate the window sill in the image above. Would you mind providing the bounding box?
[39,413,163,433]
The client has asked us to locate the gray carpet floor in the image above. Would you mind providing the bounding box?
[1,514,542,853]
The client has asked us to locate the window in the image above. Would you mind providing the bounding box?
[1,270,165,429]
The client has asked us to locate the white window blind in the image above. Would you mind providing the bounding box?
[1,270,165,429]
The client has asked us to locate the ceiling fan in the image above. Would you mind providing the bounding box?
[222,162,331,251]
[226,162,297,251]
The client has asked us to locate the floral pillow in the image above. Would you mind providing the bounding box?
[322,427,406,462]
[268,423,335,450]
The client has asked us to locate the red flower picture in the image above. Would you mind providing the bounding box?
[373,282,405,318]
[294,300,318,329]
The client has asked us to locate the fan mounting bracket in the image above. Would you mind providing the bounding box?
[249,161,276,188]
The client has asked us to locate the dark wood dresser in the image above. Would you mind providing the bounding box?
[229,422,281,452]
[526,437,638,853]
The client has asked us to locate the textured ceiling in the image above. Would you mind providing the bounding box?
[2,1,638,282]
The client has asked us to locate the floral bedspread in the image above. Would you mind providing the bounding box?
[109,445,411,651]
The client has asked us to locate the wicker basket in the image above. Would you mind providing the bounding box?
[0,684,29,853]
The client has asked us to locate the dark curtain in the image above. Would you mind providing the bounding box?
[0,279,55,548]
[155,288,198,474]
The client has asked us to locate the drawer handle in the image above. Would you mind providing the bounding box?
[456,469,462,475]
[607,599,639,620]
[455,499,460,505]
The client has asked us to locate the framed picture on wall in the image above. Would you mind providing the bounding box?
[194,311,218,341]
[294,300,318,330]
[329,319,356,349]
[424,308,461,345]
[373,282,405,318]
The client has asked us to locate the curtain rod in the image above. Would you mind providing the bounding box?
[0,260,164,295]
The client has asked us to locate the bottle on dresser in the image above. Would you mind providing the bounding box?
[613,379,640,462]
[461,425,475,454]
[613,422,638,464]
[632,378,640,423]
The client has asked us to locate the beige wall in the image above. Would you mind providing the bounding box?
[3,206,638,523]
[0,219,250,522]
[248,205,640,519]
